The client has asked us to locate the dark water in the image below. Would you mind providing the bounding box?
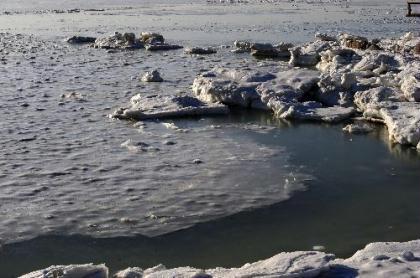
[1,110,420,277]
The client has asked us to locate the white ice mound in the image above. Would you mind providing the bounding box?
[208,251,334,278]
[192,67,277,108]
[114,267,143,278]
[20,264,108,278]
[140,70,163,82]
[192,67,318,107]
[112,94,229,120]
[354,87,420,147]
[338,240,420,278]
[93,32,144,50]
[193,67,353,123]
[289,40,335,67]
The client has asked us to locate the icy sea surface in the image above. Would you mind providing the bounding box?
[0,0,420,277]
[0,33,309,243]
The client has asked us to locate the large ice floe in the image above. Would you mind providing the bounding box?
[192,66,355,123]
[112,94,228,120]
[21,239,420,278]
[191,32,420,147]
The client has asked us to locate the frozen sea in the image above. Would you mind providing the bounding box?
[0,0,419,276]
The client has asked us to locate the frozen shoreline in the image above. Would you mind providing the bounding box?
[21,239,420,277]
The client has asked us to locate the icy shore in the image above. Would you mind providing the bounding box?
[21,239,420,278]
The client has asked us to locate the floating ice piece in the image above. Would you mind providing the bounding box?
[112,94,229,120]
[141,70,163,82]
[250,42,293,58]
[313,245,327,251]
[66,36,96,44]
[145,44,183,51]
[121,139,158,152]
[343,123,374,134]
[140,32,165,44]
[315,33,337,42]
[93,32,143,50]
[60,92,86,102]
[232,40,252,53]
[185,47,217,55]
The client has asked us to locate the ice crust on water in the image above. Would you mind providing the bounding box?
[0,32,318,246]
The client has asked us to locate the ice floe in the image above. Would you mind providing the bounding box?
[112,94,229,120]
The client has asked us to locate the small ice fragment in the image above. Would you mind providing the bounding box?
[312,245,326,251]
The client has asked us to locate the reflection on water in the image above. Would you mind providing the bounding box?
[1,110,420,277]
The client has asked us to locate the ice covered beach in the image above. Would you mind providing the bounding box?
[0,0,420,277]
[19,239,420,277]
